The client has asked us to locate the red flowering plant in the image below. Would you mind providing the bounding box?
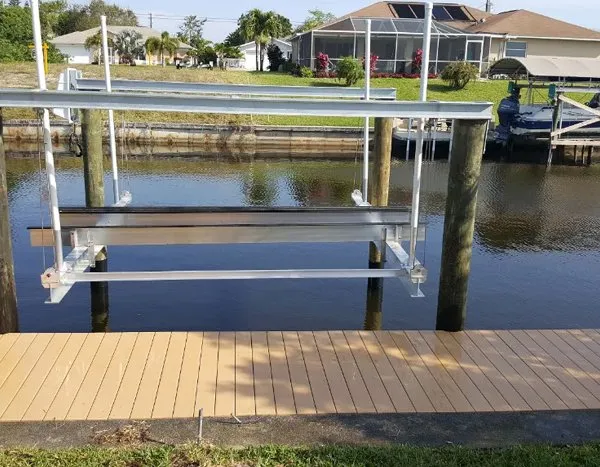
[361,53,379,76]
[316,52,331,76]
[412,48,423,73]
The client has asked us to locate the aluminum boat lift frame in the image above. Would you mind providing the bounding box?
[17,0,492,304]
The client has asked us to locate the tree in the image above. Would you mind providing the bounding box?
[177,15,205,48]
[188,37,212,65]
[238,9,292,72]
[113,30,143,64]
[266,44,284,72]
[40,0,68,39]
[55,0,137,36]
[295,9,336,33]
[214,42,242,69]
[223,28,245,47]
[145,31,179,66]
[84,31,104,64]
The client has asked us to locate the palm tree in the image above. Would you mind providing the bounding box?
[84,31,110,65]
[145,31,179,67]
[238,10,290,72]
[113,30,143,65]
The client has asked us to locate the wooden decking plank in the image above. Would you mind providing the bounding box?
[389,331,454,412]
[65,334,121,420]
[0,334,19,364]
[267,331,296,415]
[173,333,203,418]
[435,332,511,412]
[510,330,600,409]
[110,333,155,420]
[1,334,70,421]
[551,331,600,375]
[152,333,187,419]
[479,331,566,410]
[282,332,316,415]
[374,331,433,412]
[526,331,600,403]
[569,330,600,360]
[328,331,375,413]
[234,332,255,417]
[88,333,138,420]
[465,332,547,411]
[130,332,171,419]
[194,332,220,417]
[0,334,36,389]
[297,332,337,414]
[251,332,276,416]
[0,334,53,417]
[359,331,414,413]
[498,331,585,410]
[25,334,96,421]
[215,332,236,417]
[419,332,492,412]
[344,331,395,413]
[449,333,530,411]
[406,331,474,412]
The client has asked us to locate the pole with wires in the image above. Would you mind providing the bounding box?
[408,1,433,268]
[31,0,64,273]
[362,19,371,202]
[101,15,120,204]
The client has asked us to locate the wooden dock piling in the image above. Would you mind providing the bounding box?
[0,109,18,333]
[436,119,488,332]
[81,109,109,330]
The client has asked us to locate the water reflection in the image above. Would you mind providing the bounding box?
[5,154,600,332]
[90,250,110,333]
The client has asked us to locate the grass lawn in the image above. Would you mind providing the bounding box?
[1,443,600,466]
[0,62,511,127]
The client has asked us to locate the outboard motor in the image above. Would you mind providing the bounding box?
[495,88,521,143]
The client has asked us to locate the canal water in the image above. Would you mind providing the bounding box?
[6,155,600,332]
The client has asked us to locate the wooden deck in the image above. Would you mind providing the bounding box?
[1,330,600,421]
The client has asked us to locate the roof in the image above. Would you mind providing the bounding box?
[466,9,600,40]
[51,26,192,49]
[489,57,600,81]
[240,38,291,50]
[323,2,491,30]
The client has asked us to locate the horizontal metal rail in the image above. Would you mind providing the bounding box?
[29,224,426,246]
[56,206,412,228]
[75,78,398,100]
[0,89,494,119]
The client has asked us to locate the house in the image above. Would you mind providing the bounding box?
[50,26,192,65]
[291,2,600,74]
[239,38,292,71]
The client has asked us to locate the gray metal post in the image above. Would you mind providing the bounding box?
[0,109,18,333]
[436,119,488,332]
[362,19,372,201]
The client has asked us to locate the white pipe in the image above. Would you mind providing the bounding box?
[362,19,371,201]
[405,118,412,161]
[409,1,433,268]
[31,0,64,271]
[101,15,120,204]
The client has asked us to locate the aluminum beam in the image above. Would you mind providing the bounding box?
[0,89,494,120]
[75,78,398,100]
[30,224,426,247]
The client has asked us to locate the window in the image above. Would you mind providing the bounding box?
[505,41,527,58]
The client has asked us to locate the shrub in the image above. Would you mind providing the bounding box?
[299,66,314,78]
[336,56,364,86]
[412,48,423,73]
[267,44,285,72]
[441,61,479,89]
[361,54,378,75]
[316,52,331,72]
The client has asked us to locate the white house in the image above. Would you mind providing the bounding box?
[50,25,191,65]
[239,38,292,71]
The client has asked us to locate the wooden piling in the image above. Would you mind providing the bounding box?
[436,119,488,332]
[81,109,109,331]
[0,109,18,333]
[81,109,104,207]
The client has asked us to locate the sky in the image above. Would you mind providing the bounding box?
[118,0,598,42]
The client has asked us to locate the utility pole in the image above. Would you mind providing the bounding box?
[485,0,493,13]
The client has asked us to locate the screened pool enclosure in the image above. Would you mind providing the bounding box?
[291,18,493,75]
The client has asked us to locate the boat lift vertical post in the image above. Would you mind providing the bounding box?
[405,118,412,160]
[409,1,433,268]
[31,0,64,272]
[362,19,372,201]
[101,15,120,204]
